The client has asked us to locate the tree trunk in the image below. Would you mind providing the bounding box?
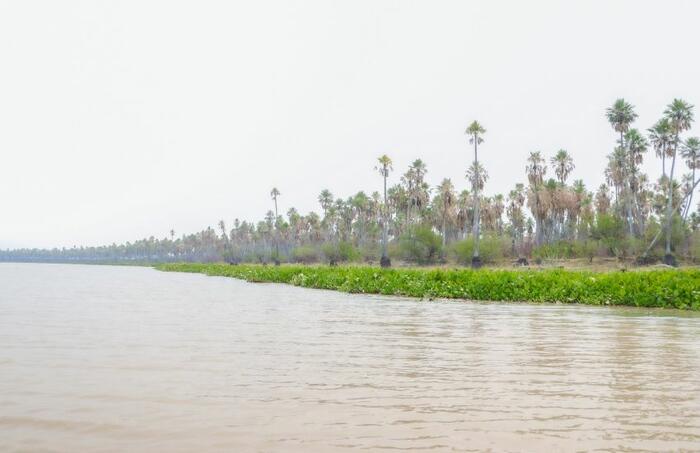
[406,182,412,235]
[442,213,447,248]
[665,140,678,256]
[381,174,389,259]
[534,193,544,246]
[683,167,696,221]
[620,130,635,236]
[662,154,666,178]
[472,139,480,260]
[273,198,279,260]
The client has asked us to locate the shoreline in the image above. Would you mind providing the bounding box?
[154,263,700,311]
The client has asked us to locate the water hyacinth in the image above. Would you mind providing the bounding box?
[155,264,700,310]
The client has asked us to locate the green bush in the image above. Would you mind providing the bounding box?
[156,263,700,310]
[291,246,320,264]
[359,244,381,263]
[398,226,442,264]
[451,235,505,264]
[591,214,628,256]
[321,241,360,263]
[688,230,700,263]
[532,240,598,260]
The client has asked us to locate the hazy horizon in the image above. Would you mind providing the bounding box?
[3,0,700,249]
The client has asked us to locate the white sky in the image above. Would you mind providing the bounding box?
[2,0,700,249]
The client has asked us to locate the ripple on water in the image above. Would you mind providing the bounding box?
[0,263,699,452]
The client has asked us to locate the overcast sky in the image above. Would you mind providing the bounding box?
[2,1,700,249]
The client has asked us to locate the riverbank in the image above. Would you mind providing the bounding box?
[155,263,700,310]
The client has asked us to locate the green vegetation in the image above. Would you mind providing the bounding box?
[155,263,700,310]
[451,235,507,265]
[397,226,443,264]
[3,99,700,268]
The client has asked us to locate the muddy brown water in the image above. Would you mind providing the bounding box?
[1,263,699,452]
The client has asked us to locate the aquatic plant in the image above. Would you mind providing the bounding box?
[155,263,700,310]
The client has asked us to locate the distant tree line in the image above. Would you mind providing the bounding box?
[3,99,700,267]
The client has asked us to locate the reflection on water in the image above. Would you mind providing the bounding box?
[1,263,699,452]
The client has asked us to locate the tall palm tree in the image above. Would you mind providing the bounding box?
[436,178,456,247]
[507,183,526,257]
[271,188,281,218]
[270,187,281,262]
[648,118,674,178]
[317,189,334,241]
[681,137,700,221]
[624,129,648,233]
[662,99,694,264]
[375,155,393,267]
[551,149,574,185]
[466,120,486,268]
[218,220,227,240]
[606,99,639,236]
[526,151,547,245]
[218,220,229,261]
[456,189,471,239]
[318,189,333,219]
[625,129,648,167]
[606,99,638,151]
[604,147,627,204]
[405,159,428,229]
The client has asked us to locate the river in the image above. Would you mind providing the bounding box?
[1,263,699,452]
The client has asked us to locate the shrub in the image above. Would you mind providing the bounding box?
[321,241,360,263]
[398,226,442,264]
[591,214,627,257]
[532,240,598,261]
[156,263,700,310]
[359,244,381,263]
[291,246,320,264]
[451,235,505,265]
[691,230,700,263]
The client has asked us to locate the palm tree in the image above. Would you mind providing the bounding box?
[551,149,574,185]
[626,129,648,167]
[625,128,648,233]
[681,137,700,221]
[466,120,486,268]
[318,189,333,219]
[526,151,547,245]
[271,187,281,218]
[270,187,281,262]
[606,99,638,151]
[317,189,334,241]
[662,99,694,264]
[648,118,674,178]
[218,220,229,261]
[507,183,526,257]
[404,159,428,229]
[375,155,393,267]
[456,189,471,239]
[436,178,456,247]
[606,100,639,236]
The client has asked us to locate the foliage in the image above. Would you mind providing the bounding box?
[591,214,627,256]
[290,246,320,264]
[156,263,700,310]
[359,243,381,263]
[397,226,442,264]
[532,240,598,260]
[3,99,700,267]
[321,241,360,263]
[451,235,505,264]
[691,230,700,263]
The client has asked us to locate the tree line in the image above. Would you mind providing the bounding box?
[3,99,699,267]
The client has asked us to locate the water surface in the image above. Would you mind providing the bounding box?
[1,263,699,452]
